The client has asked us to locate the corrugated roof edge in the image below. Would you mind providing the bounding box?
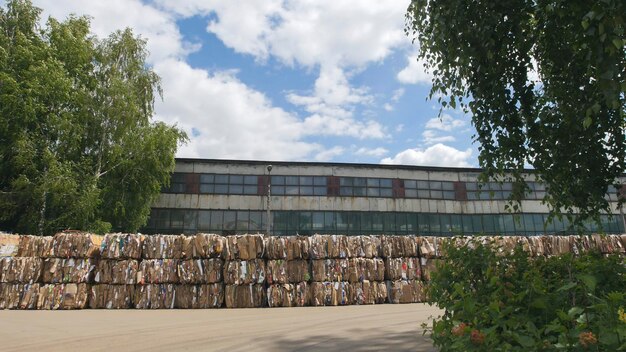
[174,157,538,174]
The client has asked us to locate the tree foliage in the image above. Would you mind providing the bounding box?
[0,0,187,235]
[406,0,626,225]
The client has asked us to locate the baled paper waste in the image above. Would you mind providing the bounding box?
[266,282,309,307]
[181,234,224,259]
[174,284,224,308]
[386,280,426,304]
[138,259,180,283]
[223,259,265,285]
[134,284,176,309]
[224,284,266,308]
[384,257,421,281]
[0,257,42,283]
[177,259,223,284]
[223,234,265,260]
[37,283,89,309]
[94,259,139,284]
[142,235,184,259]
[42,258,94,284]
[100,233,143,259]
[89,284,135,309]
[311,259,349,282]
[266,260,309,284]
[0,283,39,309]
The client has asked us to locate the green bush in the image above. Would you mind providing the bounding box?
[426,237,626,351]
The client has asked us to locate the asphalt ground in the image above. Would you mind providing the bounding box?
[0,303,442,352]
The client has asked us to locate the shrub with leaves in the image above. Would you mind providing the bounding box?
[427,237,626,351]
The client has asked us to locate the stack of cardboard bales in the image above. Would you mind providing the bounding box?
[38,232,102,309]
[309,234,353,306]
[175,233,225,309]
[90,233,142,309]
[0,234,41,309]
[384,235,425,304]
[265,236,311,307]
[346,236,386,305]
[134,235,184,309]
[223,234,266,308]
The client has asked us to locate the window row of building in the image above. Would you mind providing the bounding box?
[144,209,624,236]
[164,172,619,201]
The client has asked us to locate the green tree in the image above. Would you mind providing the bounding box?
[406,0,625,225]
[0,0,187,235]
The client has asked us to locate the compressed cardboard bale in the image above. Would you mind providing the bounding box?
[345,236,364,258]
[89,284,135,309]
[181,234,225,259]
[41,258,94,284]
[526,236,546,256]
[361,235,383,258]
[0,234,20,257]
[267,282,310,307]
[265,236,289,260]
[311,259,349,282]
[541,236,571,256]
[310,281,352,306]
[266,260,310,284]
[142,235,185,259]
[366,280,388,304]
[37,283,89,310]
[0,257,42,283]
[287,236,311,260]
[351,281,387,305]
[382,235,418,258]
[174,284,224,309]
[223,234,265,260]
[134,284,176,309]
[265,236,311,260]
[94,259,139,284]
[420,258,443,281]
[384,257,421,281]
[0,283,40,309]
[591,234,625,254]
[177,259,223,284]
[100,233,143,259]
[347,258,384,283]
[386,280,426,304]
[417,236,445,259]
[223,259,265,285]
[138,259,179,284]
[17,235,51,257]
[309,235,349,259]
[224,284,266,308]
[46,232,103,258]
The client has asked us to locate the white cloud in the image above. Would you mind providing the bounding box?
[287,65,386,139]
[156,0,409,68]
[154,59,326,160]
[424,114,467,131]
[391,88,405,102]
[422,130,455,145]
[383,103,394,112]
[354,147,389,157]
[381,143,473,167]
[314,146,345,161]
[397,51,433,85]
[395,124,404,133]
[34,0,197,63]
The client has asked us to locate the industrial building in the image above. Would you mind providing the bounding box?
[144,159,625,236]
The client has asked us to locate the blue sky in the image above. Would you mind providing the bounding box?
[26,0,478,167]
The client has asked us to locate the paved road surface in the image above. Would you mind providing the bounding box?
[0,304,442,351]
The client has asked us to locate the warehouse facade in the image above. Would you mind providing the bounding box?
[144,159,626,236]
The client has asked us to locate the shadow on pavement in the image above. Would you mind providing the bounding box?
[268,329,437,352]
